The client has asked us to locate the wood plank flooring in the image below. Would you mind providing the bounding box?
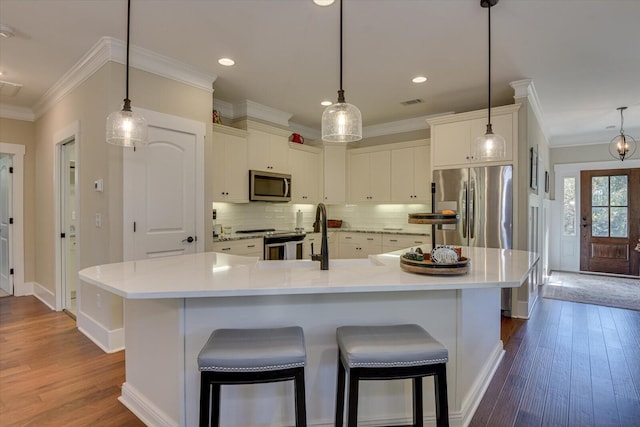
[471,295,640,427]
[1,294,639,426]
[0,295,144,427]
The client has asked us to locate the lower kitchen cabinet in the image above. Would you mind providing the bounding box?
[303,232,335,259]
[337,232,382,259]
[211,238,263,259]
[382,234,429,253]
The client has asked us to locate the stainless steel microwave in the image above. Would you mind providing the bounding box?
[249,170,291,202]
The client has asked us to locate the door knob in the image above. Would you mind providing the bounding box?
[182,236,194,243]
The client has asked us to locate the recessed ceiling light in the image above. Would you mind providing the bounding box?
[314,0,335,6]
[412,76,428,84]
[321,100,332,106]
[0,24,15,38]
[218,58,235,67]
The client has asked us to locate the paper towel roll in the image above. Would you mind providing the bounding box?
[296,210,303,229]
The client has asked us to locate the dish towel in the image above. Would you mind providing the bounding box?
[285,241,298,260]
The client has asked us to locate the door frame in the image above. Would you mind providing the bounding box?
[551,158,640,274]
[0,143,25,295]
[54,121,81,311]
[123,108,205,261]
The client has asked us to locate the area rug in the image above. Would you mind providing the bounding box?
[543,271,640,311]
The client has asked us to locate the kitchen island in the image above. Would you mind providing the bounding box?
[79,246,538,427]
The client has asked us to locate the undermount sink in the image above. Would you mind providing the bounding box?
[256,257,384,270]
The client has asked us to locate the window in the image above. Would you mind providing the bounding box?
[591,175,628,238]
[563,177,576,236]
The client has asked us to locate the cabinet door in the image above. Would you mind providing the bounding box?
[248,130,289,172]
[267,134,290,173]
[323,146,346,203]
[213,130,248,203]
[369,151,391,201]
[391,147,415,202]
[291,148,321,203]
[413,145,431,201]
[349,152,370,202]
[470,113,513,162]
[431,121,471,168]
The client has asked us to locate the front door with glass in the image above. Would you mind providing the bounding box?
[580,168,640,275]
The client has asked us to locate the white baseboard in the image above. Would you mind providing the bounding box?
[14,280,34,296]
[77,311,125,353]
[459,341,505,427]
[120,382,179,427]
[32,282,56,310]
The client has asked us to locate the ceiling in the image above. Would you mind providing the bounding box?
[1,0,639,146]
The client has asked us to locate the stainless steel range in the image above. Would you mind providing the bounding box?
[236,229,306,260]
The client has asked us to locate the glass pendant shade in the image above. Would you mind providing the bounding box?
[474,124,506,161]
[106,100,148,147]
[321,100,362,143]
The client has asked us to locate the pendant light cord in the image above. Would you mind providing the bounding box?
[123,0,132,110]
[619,107,625,134]
[338,0,345,103]
[487,1,492,127]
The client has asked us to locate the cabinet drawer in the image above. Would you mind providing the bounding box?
[338,232,382,245]
[382,234,428,249]
[212,238,263,256]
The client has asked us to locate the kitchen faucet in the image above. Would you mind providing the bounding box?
[311,203,329,270]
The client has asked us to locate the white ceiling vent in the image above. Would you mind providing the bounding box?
[401,98,423,106]
[0,80,23,97]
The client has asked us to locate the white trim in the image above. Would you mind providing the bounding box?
[364,112,454,138]
[212,99,234,119]
[76,311,125,353]
[0,143,25,296]
[551,129,640,149]
[123,109,205,261]
[289,122,321,142]
[427,104,521,126]
[233,100,293,128]
[32,282,56,310]
[32,37,217,120]
[0,104,35,121]
[119,382,179,427]
[17,281,34,296]
[53,121,81,312]
[510,79,549,143]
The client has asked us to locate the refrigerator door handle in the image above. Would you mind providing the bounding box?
[469,179,475,239]
[462,182,468,239]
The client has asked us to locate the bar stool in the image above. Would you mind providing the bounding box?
[335,324,449,427]
[198,326,307,427]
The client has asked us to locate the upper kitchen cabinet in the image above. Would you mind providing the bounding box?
[289,144,322,203]
[429,104,520,169]
[235,121,290,173]
[390,141,430,203]
[212,124,250,203]
[323,145,347,204]
[348,150,391,202]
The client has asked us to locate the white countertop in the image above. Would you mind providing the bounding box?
[79,247,538,299]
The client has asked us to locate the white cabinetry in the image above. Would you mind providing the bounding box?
[390,143,430,202]
[337,232,382,259]
[348,151,391,202]
[212,124,249,203]
[323,145,347,204]
[211,238,263,259]
[236,120,290,173]
[382,234,429,253]
[303,232,335,259]
[289,144,322,203]
[429,105,519,169]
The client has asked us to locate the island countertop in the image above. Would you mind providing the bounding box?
[79,246,538,299]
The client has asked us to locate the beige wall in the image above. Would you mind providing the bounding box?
[551,143,630,166]
[0,118,36,283]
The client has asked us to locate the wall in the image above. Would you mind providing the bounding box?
[0,118,36,284]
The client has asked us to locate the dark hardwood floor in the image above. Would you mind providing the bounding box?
[1,293,639,426]
[0,295,144,427]
[471,294,640,427]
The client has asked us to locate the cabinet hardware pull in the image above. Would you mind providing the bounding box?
[222,248,231,251]
[247,245,255,248]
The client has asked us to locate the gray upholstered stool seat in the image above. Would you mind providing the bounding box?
[335,324,449,427]
[198,326,307,427]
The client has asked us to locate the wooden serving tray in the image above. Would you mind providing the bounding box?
[408,212,459,225]
[400,254,470,275]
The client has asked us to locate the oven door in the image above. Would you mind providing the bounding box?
[265,241,303,260]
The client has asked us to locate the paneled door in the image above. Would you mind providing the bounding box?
[0,155,12,295]
[580,168,639,275]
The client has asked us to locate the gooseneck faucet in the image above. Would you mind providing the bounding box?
[311,203,329,270]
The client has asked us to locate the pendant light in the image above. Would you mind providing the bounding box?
[106,0,147,147]
[321,0,362,143]
[609,107,637,161]
[474,0,506,161]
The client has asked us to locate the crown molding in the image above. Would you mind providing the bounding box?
[510,79,549,141]
[363,113,455,138]
[213,99,234,119]
[32,37,217,119]
[233,100,293,128]
[0,104,35,121]
[551,126,640,147]
[289,122,321,141]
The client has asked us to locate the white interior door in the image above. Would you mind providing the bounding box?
[0,155,13,295]
[131,126,197,259]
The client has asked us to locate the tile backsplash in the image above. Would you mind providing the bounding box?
[213,202,431,233]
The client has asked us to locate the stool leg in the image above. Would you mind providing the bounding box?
[434,364,449,427]
[413,377,424,427]
[335,352,346,427]
[199,373,210,427]
[294,367,307,427]
[346,370,359,427]
[211,383,221,427]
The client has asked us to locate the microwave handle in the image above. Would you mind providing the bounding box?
[284,178,289,197]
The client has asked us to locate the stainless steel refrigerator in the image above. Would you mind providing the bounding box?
[432,165,514,315]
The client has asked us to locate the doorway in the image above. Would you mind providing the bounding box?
[0,154,13,296]
[580,168,639,276]
[59,140,77,316]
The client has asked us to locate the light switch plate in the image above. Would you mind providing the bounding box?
[94,179,103,192]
